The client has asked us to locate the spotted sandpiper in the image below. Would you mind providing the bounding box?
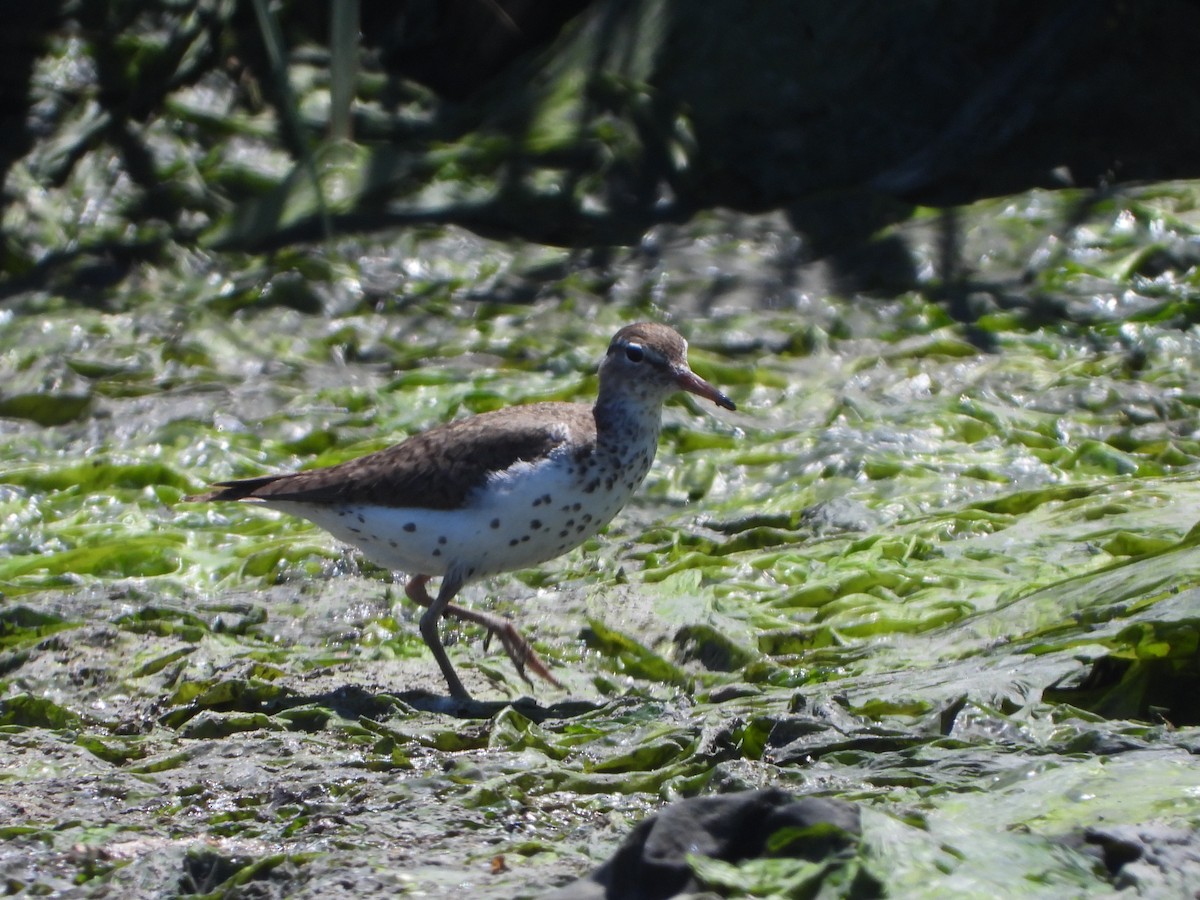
[189,323,736,700]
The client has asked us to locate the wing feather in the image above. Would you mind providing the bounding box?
[188,402,594,511]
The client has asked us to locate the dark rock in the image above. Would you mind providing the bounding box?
[542,788,861,900]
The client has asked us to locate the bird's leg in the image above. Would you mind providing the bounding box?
[404,575,562,690]
[474,615,564,689]
[411,571,470,700]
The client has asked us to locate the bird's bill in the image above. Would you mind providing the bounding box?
[675,368,736,410]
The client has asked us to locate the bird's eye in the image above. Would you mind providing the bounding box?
[625,344,645,363]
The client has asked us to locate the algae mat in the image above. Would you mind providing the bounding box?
[4,196,1200,896]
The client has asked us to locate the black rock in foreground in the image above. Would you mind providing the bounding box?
[543,788,864,900]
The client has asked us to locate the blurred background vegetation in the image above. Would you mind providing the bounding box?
[5,0,1199,303]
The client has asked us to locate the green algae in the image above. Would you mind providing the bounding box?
[3,179,1200,895]
[4,19,1200,897]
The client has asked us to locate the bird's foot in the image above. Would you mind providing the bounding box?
[405,575,562,690]
[482,621,564,690]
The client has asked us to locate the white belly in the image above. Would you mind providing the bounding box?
[263,452,647,582]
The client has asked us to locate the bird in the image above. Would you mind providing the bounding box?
[188,322,736,700]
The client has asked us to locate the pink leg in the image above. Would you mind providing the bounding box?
[404,575,562,689]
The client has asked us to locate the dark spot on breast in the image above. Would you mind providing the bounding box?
[404,523,416,532]
[433,549,441,557]
[438,536,447,545]
[467,567,476,577]
[582,513,593,523]
[521,535,530,542]
[572,502,582,511]
[559,529,569,538]
[509,539,519,546]
[585,479,599,493]
[356,514,365,524]
[349,526,362,534]
[530,519,542,530]
[565,519,575,528]
[389,540,398,548]
[541,493,552,504]
[490,518,500,529]
[532,497,542,507]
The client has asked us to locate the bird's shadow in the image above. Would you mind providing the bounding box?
[161,682,602,728]
[317,683,603,722]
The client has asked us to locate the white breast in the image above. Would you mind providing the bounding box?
[264,449,648,583]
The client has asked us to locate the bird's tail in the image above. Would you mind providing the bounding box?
[183,475,287,503]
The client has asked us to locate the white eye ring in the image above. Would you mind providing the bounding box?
[625,344,645,363]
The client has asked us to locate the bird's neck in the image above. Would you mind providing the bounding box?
[592,390,665,468]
